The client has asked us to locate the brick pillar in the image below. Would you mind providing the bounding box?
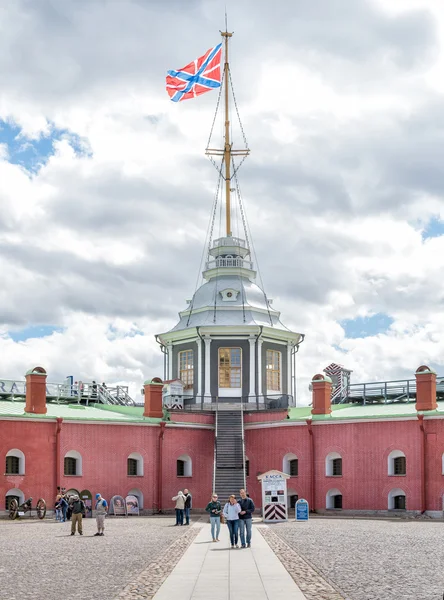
[311,374,332,415]
[415,365,437,412]
[25,367,47,414]
[143,378,164,418]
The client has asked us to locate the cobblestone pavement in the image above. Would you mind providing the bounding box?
[0,516,199,600]
[258,526,344,600]
[271,518,444,600]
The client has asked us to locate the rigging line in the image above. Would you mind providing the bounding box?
[213,177,225,324]
[233,168,274,327]
[232,156,247,324]
[206,69,225,152]
[229,68,249,149]
[186,170,223,328]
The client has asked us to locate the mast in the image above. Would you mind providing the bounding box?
[222,30,232,237]
[206,28,249,238]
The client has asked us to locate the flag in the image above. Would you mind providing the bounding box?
[166,43,222,102]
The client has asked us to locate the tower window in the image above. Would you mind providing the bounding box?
[266,350,281,391]
[179,349,194,390]
[219,348,242,388]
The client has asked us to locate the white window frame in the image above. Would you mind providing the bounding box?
[283,453,298,477]
[64,450,83,476]
[388,488,406,510]
[326,452,342,476]
[127,452,144,476]
[218,347,242,397]
[177,454,192,477]
[178,349,194,391]
[5,449,25,475]
[266,349,282,394]
[388,450,406,476]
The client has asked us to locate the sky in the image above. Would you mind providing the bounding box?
[1,0,444,403]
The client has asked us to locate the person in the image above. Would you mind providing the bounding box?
[238,489,255,548]
[223,495,241,548]
[70,495,85,536]
[172,491,185,526]
[91,381,98,399]
[205,493,222,542]
[55,495,62,522]
[94,493,108,537]
[57,494,68,522]
[183,488,192,525]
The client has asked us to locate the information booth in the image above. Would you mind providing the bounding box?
[257,469,290,523]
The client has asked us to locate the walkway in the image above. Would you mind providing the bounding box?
[153,521,307,600]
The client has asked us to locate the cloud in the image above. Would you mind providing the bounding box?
[1,0,444,403]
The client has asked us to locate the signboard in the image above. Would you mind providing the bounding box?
[257,470,290,523]
[110,495,127,516]
[125,494,140,516]
[80,489,93,518]
[296,498,309,522]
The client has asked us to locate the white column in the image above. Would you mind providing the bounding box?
[167,343,173,380]
[248,336,256,400]
[196,337,202,398]
[287,342,292,397]
[204,336,212,400]
[257,339,264,403]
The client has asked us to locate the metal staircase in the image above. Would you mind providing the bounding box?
[213,406,246,501]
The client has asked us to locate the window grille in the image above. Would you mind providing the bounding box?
[333,494,343,509]
[245,460,250,477]
[289,459,298,477]
[394,495,406,510]
[219,348,242,388]
[393,456,406,475]
[179,350,194,390]
[64,457,77,476]
[332,458,342,476]
[266,350,281,391]
[127,458,138,476]
[5,456,19,475]
[177,459,185,477]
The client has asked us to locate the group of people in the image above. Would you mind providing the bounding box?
[55,490,108,536]
[205,489,255,548]
[172,489,192,525]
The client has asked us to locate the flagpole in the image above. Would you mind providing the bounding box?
[221,29,232,237]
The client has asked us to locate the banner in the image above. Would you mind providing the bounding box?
[125,495,140,516]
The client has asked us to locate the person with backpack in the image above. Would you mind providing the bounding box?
[205,493,222,542]
[94,493,108,536]
[70,495,85,536]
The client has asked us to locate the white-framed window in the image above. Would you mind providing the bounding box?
[388,450,406,476]
[5,488,25,510]
[219,348,242,388]
[326,488,343,509]
[266,350,281,392]
[178,349,194,390]
[388,488,406,510]
[127,452,144,476]
[283,453,298,477]
[64,450,83,476]
[177,454,192,477]
[326,452,342,476]
[5,449,25,475]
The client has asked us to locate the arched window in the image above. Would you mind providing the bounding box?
[5,488,25,510]
[127,452,144,476]
[177,454,192,477]
[5,449,25,475]
[326,488,343,509]
[127,488,144,509]
[388,488,406,510]
[326,452,342,476]
[283,453,298,477]
[64,450,82,476]
[388,450,406,476]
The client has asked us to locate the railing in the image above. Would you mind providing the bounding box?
[213,236,246,249]
[213,397,218,493]
[240,397,246,489]
[167,394,293,411]
[205,257,253,270]
[344,377,444,404]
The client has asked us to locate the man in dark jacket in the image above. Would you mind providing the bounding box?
[70,495,85,536]
[183,489,192,525]
[238,489,255,548]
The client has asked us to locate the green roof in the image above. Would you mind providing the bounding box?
[288,401,444,421]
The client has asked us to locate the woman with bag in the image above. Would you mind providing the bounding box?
[223,495,241,548]
[205,493,222,542]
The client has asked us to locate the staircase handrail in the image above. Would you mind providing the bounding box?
[240,396,246,490]
[213,396,218,493]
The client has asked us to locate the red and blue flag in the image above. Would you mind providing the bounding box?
[166,43,222,102]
